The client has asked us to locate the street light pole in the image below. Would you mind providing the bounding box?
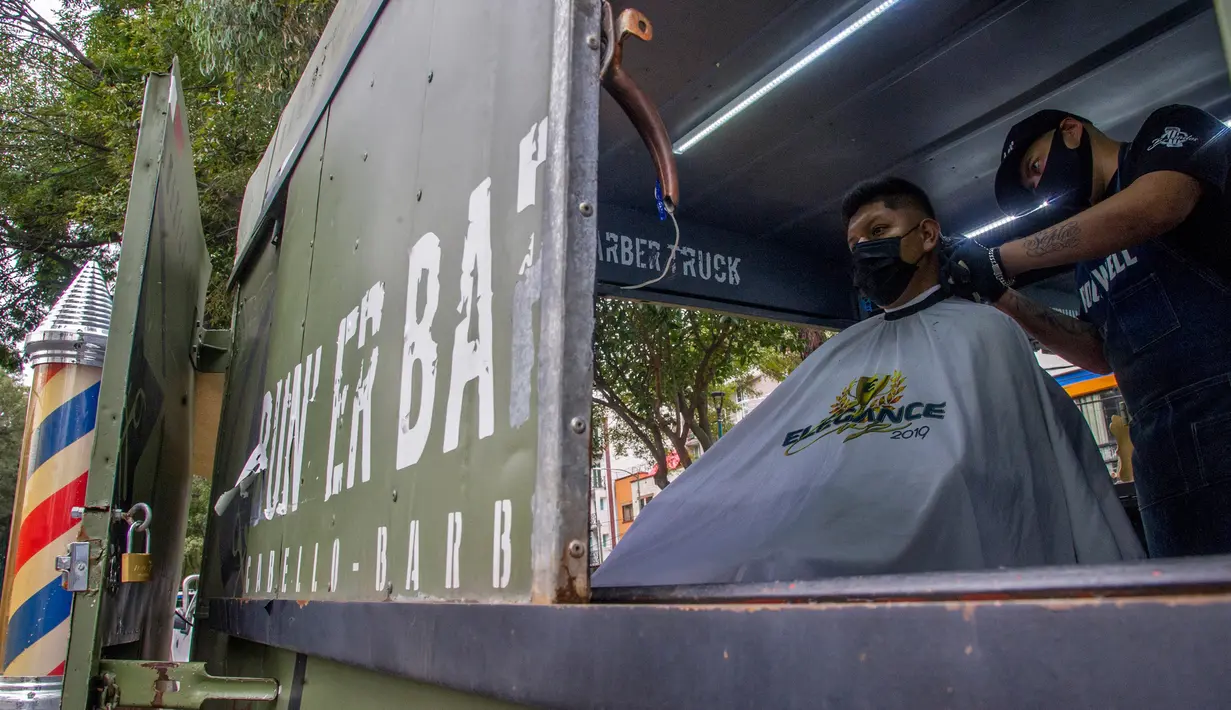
[602,416,619,546]
[710,391,726,439]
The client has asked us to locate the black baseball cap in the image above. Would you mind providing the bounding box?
[994,109,1091,215]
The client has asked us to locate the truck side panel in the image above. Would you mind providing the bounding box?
[204,0,599,615]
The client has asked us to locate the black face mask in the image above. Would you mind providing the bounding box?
[851,224,924,307]
[1035,127,1094,211]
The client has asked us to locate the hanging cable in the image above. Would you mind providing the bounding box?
[620,206,680,291]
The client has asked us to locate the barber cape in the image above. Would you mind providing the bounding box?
[592,288,1144,588]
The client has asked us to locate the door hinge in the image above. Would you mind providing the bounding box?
[94,660,278,709]
[191,323,232,372]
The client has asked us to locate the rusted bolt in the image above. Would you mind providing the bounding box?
[570,417,587,434]
[568,540,586,558]
[578,202,594,217]
[586,34,600,50]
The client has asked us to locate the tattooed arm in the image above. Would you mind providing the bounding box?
[996,289,1110,374]
[998,170,1203,276]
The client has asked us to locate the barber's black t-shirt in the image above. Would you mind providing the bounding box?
[1075,105,1231,323]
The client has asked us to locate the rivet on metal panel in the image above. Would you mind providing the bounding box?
[568,540,586,558]
[416,190,423,201]
[391,490,398,502]
[578,202,594,217]
[363,152,369,161]
[427,70,434,83]
[329,174,334,180]
[354,239,360,251]
[384,582,393,598]
[570,417,588,434]
[587,34,600,50]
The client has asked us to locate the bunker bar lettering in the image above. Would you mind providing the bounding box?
[241,116,548,600]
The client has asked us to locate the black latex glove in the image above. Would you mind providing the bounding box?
[940,236,1012,303]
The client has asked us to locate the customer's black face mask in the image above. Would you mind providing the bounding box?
[1034,126,1094,211]
[851,223,924,307]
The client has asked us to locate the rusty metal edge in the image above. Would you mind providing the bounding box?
[595,282,859,329]
[590,554,1231,604]
[208,594,1231,709]
[530,0,602,604]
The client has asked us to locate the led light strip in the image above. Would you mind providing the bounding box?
[672,0,905,155]
[964,201,1049,238]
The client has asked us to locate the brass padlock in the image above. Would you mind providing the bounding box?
[121,506,152,583]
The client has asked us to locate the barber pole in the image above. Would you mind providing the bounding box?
[0,263,111,704]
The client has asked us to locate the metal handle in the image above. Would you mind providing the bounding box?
[600,2,680,211]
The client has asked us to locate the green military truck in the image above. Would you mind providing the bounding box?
[47,0,1231,707]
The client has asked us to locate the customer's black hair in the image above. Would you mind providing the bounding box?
[841,177,936,225]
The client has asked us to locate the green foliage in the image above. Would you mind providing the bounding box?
[592,298,818,489]
[183,0,333,114]
[0,372,29,582]
[0,0,337,366]
[180,474,210,577]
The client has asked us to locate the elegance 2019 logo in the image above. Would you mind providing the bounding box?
[780,371,946,454]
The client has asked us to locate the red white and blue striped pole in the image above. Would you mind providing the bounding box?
[0,263,111,704]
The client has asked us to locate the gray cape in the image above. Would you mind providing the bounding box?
[592,294,1144,587]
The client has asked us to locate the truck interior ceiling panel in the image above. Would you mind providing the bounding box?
[596,0,1228,321]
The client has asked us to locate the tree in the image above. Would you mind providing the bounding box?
[592,298,816,489]
[180,474,210,577]
[183,0,334,116]
[0,0,337,367]
[0,372,29,581]
[0,1,115,370]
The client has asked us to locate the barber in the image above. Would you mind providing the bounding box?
[943,105,1231,558]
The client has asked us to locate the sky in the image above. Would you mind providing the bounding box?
[28,1,62,22]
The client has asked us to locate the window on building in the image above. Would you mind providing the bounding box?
[639,494,654,510]
[621,504,634,522]
[602,533,610,548]
[598,497,606,512]
[591,468,605,489]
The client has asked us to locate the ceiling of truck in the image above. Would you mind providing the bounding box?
[597,0,1230,267]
